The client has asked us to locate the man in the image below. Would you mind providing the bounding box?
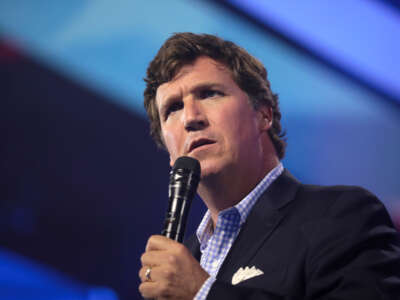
[138,33,400,299]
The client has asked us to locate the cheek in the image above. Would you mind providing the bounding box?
[218,108,249,137]
[162,127,182,161]
[222,110,259,148]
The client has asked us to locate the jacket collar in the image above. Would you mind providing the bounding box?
[184,169,301,276]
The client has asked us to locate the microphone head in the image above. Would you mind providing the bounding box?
[172,156,201,176]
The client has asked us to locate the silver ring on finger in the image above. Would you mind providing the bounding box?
[145,266,152,282]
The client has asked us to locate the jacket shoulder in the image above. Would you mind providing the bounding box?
[293,183,388,220]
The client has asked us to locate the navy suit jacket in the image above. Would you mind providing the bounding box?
[184,170,400,299]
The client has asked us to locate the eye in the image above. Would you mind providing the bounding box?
[164,101,183,119]
[199,89,223,99]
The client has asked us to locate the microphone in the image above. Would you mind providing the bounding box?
[162,156,201,243]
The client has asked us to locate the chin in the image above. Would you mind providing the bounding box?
[198,158,226,179]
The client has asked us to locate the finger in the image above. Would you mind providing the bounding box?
[145,234,179,251]
[138,266,151,283]
[139,264,174,283]
[140,249,174,267]
[139,265,156,283]
[139,263,166,282]
[139,281,160,299]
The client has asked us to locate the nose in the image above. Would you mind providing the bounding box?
[182,100,208,132]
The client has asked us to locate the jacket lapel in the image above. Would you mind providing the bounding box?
[216,170,300,282]
[184,234,201,261]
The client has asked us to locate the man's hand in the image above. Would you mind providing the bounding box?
[139,235,210,300]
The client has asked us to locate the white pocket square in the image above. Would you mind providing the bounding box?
[232,266,264,285]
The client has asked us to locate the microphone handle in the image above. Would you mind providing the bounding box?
[162,170,197,243]
[162,196,190,243]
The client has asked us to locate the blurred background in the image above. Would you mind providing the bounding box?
[1,0,399,299]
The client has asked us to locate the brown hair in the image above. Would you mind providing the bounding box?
[143,32,286,159]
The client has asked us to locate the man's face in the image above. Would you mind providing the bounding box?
[155,56,269,179]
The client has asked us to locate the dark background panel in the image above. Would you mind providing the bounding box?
[1,44,205,299]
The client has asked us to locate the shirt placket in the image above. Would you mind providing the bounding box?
[201,209,241,276]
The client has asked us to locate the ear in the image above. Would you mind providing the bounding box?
[257,106,273,132]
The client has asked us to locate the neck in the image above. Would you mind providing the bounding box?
[198,155,279,226]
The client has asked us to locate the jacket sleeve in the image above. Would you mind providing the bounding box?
[302,187,400,299]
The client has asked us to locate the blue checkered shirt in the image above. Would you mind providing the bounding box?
[193,163,284,299]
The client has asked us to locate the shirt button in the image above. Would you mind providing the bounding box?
[212,261,219,268]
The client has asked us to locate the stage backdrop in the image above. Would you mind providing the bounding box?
[1,1,399,299]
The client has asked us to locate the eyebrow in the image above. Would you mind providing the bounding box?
[190,82,226,94]
[161,82,226,105]
[158,82,227,117]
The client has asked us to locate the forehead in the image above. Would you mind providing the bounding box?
[173,57,229,81]
[155,57,235,106]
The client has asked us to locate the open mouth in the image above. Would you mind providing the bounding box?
[189,138,215,153]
